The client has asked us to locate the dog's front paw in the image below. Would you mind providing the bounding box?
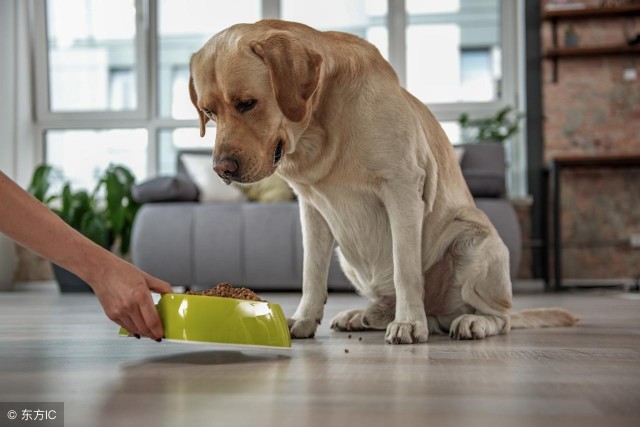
[385,320,428,344]
[287,317,318,339]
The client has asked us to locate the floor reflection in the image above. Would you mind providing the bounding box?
[123,349,290,366]
[98,349,292,426]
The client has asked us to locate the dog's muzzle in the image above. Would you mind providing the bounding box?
[212,157,239,184]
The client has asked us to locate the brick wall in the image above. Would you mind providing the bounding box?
[541,0,640,281]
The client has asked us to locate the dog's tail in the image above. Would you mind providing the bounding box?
[509,308,579,329]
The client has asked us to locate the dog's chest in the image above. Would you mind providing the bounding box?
[301,187,394,281]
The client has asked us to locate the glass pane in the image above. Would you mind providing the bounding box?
[406,0,501,103]
[440,121,462,145]
[158,0,262,119]
[46,0,138,112]
[407,0,461,14]
[281,0,388,59]
[158,128,215,175]
[46,129,148,191]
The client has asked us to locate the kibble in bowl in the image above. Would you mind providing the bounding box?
[185,282,264,301]
[119,282,290,348]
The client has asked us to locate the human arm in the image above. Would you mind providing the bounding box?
[0,172,172,340]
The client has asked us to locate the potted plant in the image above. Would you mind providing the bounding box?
[27,164,140,292]
[564,25,579,47]
[458,106,523,145]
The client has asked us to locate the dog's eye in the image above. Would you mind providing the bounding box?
[235,99,257,113]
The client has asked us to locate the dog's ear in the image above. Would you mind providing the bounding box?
[250,34,322,122]
[188,63,209,137]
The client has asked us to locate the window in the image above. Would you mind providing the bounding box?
[281,0,388,59]
[157,0,262,119]
[158,128,213,175]
[460,49,498,102]
[42,0,140,113]
[109,68,137,110]
[33,0,523,195]
[46,129,148,191]
[405,0,501,103]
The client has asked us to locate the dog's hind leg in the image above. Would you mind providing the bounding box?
[445,210,513,340]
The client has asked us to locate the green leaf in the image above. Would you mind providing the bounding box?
[59,184,73,224]
[34,163,139,256]
[79,210,110,249]
[113,165,136,185]
[105,170,126,236]
[456,106,522,144]
[68,191,92,230]
[27,165,57,202]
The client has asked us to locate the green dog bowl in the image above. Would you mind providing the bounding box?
[119,293,291,349]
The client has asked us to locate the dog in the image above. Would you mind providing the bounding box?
[189,20,578,344]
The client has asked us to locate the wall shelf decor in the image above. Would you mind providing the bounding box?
[543,4,640,82]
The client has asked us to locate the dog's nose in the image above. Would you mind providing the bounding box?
[212,157,239,179]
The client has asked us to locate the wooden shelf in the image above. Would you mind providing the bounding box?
[543,4,640,20]
[544,44,640,58]
[550,152,640,167]
[547,152,640,289]
[543,4,640,82]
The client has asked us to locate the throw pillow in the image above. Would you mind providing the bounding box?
[180,153,248,203]
[236,174,295,203]
[131,175,199,203]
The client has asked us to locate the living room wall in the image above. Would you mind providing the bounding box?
[0,0,18,288]
[0,0,39,288]
[540,0,640,281]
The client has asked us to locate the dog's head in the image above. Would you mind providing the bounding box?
[189,24,323,184]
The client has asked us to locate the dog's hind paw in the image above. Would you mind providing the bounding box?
[449,314,488,340]
[385,320,428,344]
[330,309,367,331]
[287,317,318,339]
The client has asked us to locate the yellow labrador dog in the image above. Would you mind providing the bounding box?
[189,20,577,344]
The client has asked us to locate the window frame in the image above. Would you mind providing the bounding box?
[31,0,525,196]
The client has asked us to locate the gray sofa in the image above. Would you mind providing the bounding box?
[131,143,521,290]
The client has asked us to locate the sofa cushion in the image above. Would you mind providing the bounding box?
[131,175,199,203]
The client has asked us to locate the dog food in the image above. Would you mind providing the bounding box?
[186,282,264,301]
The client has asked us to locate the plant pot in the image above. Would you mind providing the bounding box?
[51,264,94,293]
[565,34,579,47]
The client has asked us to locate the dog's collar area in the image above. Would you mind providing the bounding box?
[273,140,284,166]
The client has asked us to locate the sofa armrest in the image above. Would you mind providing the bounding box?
[475,198,522,279]
[459,142,506,198]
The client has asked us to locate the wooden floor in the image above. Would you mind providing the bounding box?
[1,286,639,427]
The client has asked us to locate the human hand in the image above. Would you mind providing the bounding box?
[89,258,173,341]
